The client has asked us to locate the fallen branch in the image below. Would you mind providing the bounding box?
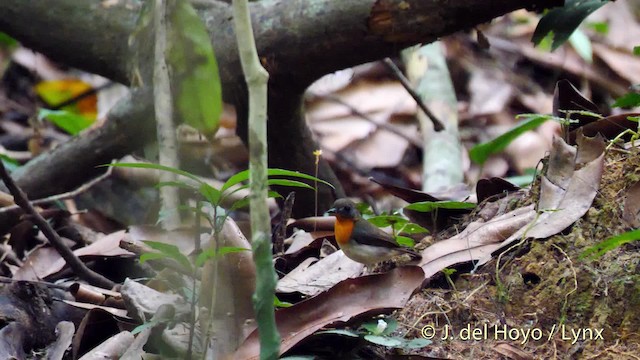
[0,161,115,289]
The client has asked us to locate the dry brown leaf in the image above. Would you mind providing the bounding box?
[13,230,132,280]
[592,43,640,84]
[276,250,364,296]
[353,129,410,168]
[493,342,534,360]
[200,218,256,357]
[623,181,640,227]
[234,266,424,360]
[418,204,535,278]
[468,69,513,116]
[418,132,605,278]
[476,132,605,265]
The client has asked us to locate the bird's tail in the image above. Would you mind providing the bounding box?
[399,247,422,261]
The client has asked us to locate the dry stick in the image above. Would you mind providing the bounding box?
[0,165,113,215]
[382,58,445,132]
[0,161,115,289]
[322,94,423,148]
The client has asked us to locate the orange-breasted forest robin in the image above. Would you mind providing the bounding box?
[327,198,422,265]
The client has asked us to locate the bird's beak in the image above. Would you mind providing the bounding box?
[325,207,336,216]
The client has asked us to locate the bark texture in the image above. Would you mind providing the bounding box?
[0,0,562,216]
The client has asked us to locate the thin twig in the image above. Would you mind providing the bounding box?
[382,58,445,131]
[0,161,115,289]
[322,94,423,148]
[0,165,113,215]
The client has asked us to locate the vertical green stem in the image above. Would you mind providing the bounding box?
[232,1,280,359]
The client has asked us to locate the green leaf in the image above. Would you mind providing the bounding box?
[568,29,592,63]
[195,246,248,267]
[395,235,415,247]
[469,114,550,165]
[315,329,360,337]
[580,229,640,259]
[367,215,408,228]
[221,169,250,192]
[363,335,403,347]
[360,320,384,335]
[230,190,282,210]
[532,0,610,50]
[586,21,609,34]
[199,183,221,204]
[612,93,640,108]
[399,223,429,235]
[405,201,476,212]
[266,179,314,190]
[381,318,398,335]
[634,46,640,56]
[0,155,20,172]
[38,108,94,135]
[131,320,160,335]
[273,296,292,308]
[402,338,432,349]
[166,0,222,137]
[139,252,171,263]
[143,240,192,271]
[107,162,203,184]
[0,32,18,48]
[267,169,335,189]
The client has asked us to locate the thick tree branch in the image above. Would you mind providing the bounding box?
[0,0,562,216]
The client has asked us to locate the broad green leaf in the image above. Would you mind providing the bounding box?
[400,223,429,235]
[360,319,385,335]
[402,338,432,349]
[568,29,592,63]
[586,21,609,34]
[363,335,402,347]
[166,0,222,137]
[381,318,398,336]
[532,0,610,50]
[612,93,640,108]
[107,162,203,183]
[38,109,94,135]
[395,235,415,247]
[143,240,192,270]
[469,114,549,165]
[405,201,476,212]
[140,252,171,263]
[635,46,640,56]
[367,215,408,228]
[580,229,640,259]
[199,183,221,204]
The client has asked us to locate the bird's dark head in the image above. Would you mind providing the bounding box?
[327,198,360,219]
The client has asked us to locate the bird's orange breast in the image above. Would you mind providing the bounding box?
[334,216,355,245]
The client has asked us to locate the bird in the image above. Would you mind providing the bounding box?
[326,198,422,266]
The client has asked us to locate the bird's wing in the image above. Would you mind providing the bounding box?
[351,219,404,249]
